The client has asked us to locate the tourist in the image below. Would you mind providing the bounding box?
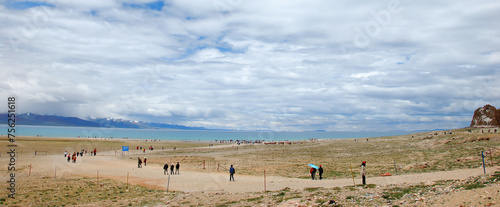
[360,161,367,185]
[229,165,235,181]
[310,167,316,180]
[163,162,169,175]
[67,154,70,162]
[94,148,97,156]
[64,151,67,157]
[144,157,147,166]
[175,162,180,174]
[170,163,175,174]
[318,165,324,180]
[138,157,142,168]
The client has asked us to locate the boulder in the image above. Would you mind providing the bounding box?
[470,104,500,127]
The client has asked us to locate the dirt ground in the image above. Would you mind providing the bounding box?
[1,128,500,206]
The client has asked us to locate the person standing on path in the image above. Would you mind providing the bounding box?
[144,157,147,166]
[360,161,367,185]
[163,162,169,175]
[310,167,317,180]
[229,165,235,181]
[318,165,324,180]
[138,158,142,168]
[93,148,97,156]
[175,162,180,174]
[170,163,175,175]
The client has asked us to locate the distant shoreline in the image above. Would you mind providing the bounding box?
[0,125,420,142]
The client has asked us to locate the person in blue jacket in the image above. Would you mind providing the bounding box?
[229,165,235,181]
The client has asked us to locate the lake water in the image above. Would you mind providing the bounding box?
[1,125,415,141]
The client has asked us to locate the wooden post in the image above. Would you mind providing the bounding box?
[54,166,57,179]
[482,151,486,174]
[490,149,493,166]
[264,170,266,192]
[350,164,355,186]
[394,160,398,175]
[217,163,220,172]
[203,160,205,170]
[167,173,171,192]
[29,164,32,176]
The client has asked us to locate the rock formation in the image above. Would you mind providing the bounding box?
[470,104,500,127]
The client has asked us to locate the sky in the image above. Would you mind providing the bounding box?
[1,0,499,131]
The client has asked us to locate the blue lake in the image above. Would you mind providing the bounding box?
[1,125,415,141]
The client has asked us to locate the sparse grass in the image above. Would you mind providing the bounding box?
[0,175,173,207]
[304,187,321,192]
[382,184,427,200]
[1,128,499,206]
[246,196,263,202]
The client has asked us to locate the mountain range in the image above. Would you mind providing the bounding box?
[1,113,208,130]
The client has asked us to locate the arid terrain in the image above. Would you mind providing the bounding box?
[1,127,500,206]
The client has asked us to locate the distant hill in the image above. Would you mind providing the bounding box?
[0,113,208,130]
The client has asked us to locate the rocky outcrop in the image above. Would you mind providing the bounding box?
[470,104,500,127]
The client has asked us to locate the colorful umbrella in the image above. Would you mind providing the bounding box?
[308,164,319,169]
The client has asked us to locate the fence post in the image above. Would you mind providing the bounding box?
[394,160,398,175]
[350,164,355,186]
[264,170,266,192]
[482,151,486,174]
[54,166,57,179]
[490,149,493,166]
[167,173,171,192]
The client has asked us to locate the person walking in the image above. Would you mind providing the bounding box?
[138,157,142,168]
[67,154,71,162]
[170,163,175,175]
[163,162,169,175]
[360,161,367,185]
[229,165,235,181]
[93,148,97,156]
[310,167,316,180]
[318,165,324,180]
[175,162,180,174]
[144,157,147,166]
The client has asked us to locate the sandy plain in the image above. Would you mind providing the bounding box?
[1,127,500,206]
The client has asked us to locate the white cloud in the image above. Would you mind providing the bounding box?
[1,0,499,131]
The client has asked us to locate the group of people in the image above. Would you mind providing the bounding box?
[137,157,148,168]
[309,161,368,185]
[163,162,181,175]
[64,148,97,163]
[309,165,324,180]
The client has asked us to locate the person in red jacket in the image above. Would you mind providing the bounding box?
[310,167,316,180]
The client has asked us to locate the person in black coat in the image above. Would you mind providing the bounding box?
[163,163,169,175]
[175,162,180,174]
[318,165,324,180]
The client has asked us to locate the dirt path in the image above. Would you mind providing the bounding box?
[29,154,496,193]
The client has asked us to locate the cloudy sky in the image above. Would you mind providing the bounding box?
[1,0,499,131]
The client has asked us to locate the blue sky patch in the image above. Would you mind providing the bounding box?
[4,1,54,10]
[123,1,164,11]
